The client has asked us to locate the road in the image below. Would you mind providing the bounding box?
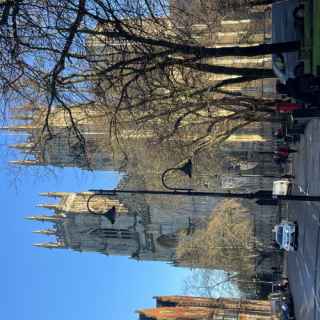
[287,119,320,320]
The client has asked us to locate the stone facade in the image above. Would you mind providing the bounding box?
[9,2,281,278]
[4,5,275,177]
[29,190,215,264]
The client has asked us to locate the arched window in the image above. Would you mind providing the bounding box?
[156,234,178,248]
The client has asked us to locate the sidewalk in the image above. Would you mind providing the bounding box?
[285,119,320,320]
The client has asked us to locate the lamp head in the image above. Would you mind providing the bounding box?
[103,206,116,224]
[178,159,193,178]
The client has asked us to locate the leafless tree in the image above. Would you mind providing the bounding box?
[0,0,294,154]
[176,199,260,272]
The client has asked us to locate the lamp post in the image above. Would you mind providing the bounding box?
[239,173,295,179]
[89,188,320,202]
[89,160,320,203]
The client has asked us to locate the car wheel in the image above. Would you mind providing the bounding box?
[294,221,299,250]
[293,4,304,21]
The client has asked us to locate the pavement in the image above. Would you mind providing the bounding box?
[286,119,320,320]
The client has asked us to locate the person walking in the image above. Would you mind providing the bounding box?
[276,74,320,104]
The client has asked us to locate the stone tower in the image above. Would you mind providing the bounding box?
[4,105,130,171]
[29,190,215,264]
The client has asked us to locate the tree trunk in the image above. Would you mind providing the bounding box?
[213,73,275,91]
[249,0,283,6]
[100,28,300,58]
[183,61,274,77]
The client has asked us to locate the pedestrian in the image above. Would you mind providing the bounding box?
[275,100,320,117]
[276,101,304,113]
[277,146,297,154]
[273,154,287,165]
[273,128,285,139]
[276,74,320,104]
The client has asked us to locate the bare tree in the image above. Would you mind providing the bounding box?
[176,199,258,273]
[183,269,239,298]
[0,0,292,154]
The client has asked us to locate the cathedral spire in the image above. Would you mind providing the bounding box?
[36,203,61,210]
[33,242,65,249]
[9,159,40,166]
[32,229,57,235]
[8,143,35,150]
[25,215,64,222]
[39,192,68,198]
[10,114,34,121]
[0,125,36,132]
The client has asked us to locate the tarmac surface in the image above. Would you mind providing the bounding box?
[286,119,320,320]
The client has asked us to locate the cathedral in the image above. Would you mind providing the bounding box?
[4,0,281,277]
[28,190,215,265]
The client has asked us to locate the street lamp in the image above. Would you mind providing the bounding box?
[89,187,320,202]
[90,186,320,204]
[89,161,320,203]
[239,173,295,179]
[161,159,193,191]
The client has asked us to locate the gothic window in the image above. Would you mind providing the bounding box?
[157,300,177,307]
[70,141,84,160]
[160,223,175,234]
[88,228,133,239]
[156,233,178,248]
[145,234,155,252]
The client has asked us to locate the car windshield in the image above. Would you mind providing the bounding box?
[277,226,284,243]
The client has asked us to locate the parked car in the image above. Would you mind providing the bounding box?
[270,286,295,319]
[273,220,298,251]
[281,301,295,320]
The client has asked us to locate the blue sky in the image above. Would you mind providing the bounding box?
[0,132,192,320]
[0,131,237,320]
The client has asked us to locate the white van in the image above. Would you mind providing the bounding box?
[272,179,292,197]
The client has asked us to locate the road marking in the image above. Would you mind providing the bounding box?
[312,213,320,224]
